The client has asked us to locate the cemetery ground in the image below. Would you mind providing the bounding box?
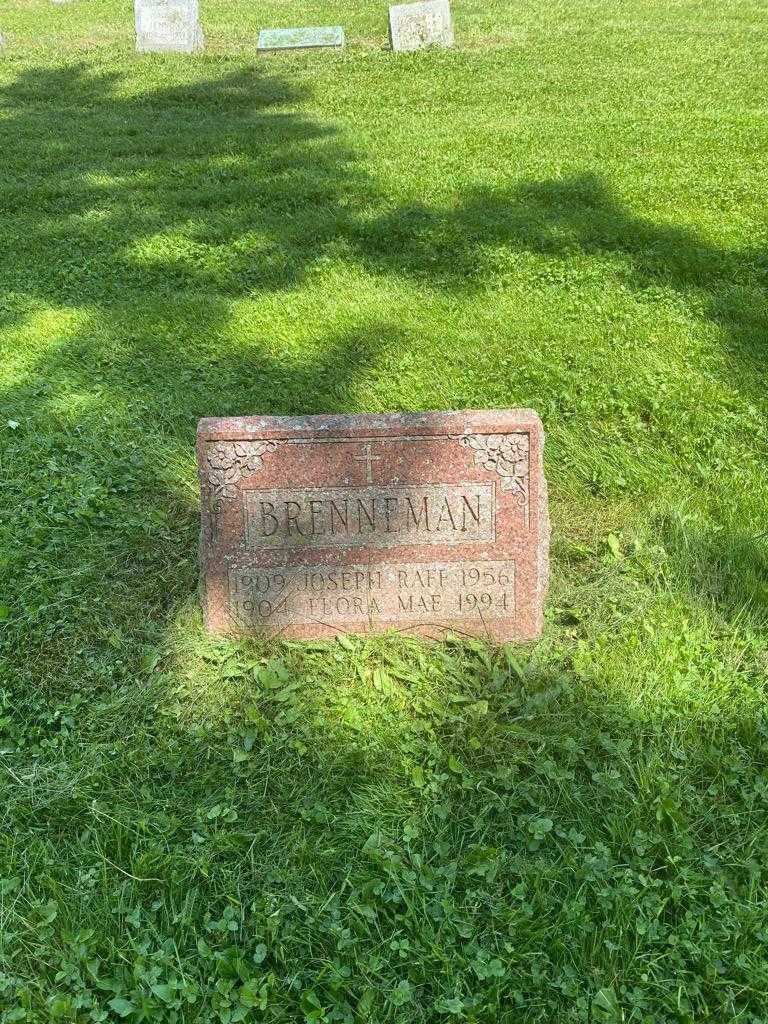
[0,0,767,1020]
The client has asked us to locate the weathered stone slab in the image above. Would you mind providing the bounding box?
[257,26,345,53]
[388,0,454,52]
[135,0,203,54]
[197,410,549,642]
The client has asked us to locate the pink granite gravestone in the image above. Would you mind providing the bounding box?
[197,410,549,642]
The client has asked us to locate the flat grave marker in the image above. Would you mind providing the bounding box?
[388,0,454,52]
[197,410,549,642]
[257,26,345,53]
[135,0,204,53]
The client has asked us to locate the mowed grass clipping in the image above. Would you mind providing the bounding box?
[1,0,768,1020]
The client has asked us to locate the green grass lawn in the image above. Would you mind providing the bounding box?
[1,0,768,1020]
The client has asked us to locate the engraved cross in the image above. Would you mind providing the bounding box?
[354,442,381,484]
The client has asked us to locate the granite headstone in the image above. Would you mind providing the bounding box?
[135,0,204,53]
[197,410,549,642]
[388,0,454,52]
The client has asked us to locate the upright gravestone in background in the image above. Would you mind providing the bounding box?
[197,410,549,642]
[388,0,454,52]
[135,0,204,53]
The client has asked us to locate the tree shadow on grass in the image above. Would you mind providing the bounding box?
[354,171,767,402]
[1,62,768,1021]
[0,56,764,639]
[4,622,767,1020]
[0,60,374,320]
[2,65,765,400]
[0,58,765,675]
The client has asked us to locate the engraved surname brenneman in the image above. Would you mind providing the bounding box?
[243,484,495,550]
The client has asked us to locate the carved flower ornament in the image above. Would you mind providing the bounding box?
[458,433,530,506]
[206,440,277,501]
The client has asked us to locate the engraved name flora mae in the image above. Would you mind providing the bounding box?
[197,410,550,642]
